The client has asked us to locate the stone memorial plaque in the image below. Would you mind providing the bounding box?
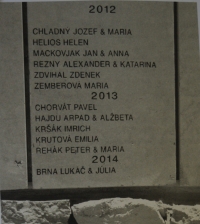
[28,2,176,189]
[0,3,27,190]
[179,3,200,186]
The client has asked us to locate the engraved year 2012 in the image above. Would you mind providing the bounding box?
[92,155,118,163]
[89,5,116,13]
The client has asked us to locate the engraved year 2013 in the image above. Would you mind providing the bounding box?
[91,92,118,100]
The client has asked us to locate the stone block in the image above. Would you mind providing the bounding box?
[1,200,71,224]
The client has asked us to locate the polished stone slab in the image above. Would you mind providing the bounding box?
[0,3,27,190]
[28,2,176,188]
[179,3,200,186]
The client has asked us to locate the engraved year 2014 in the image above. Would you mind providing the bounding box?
[92,155,118,163]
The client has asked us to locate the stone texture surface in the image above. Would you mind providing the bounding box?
[72,198,165,224]
[170,204,200,224]
[0,3,27,190]
[178,3,200,185]
[72,198,200,224]
[2,198,200,224]
[1,200,71,224]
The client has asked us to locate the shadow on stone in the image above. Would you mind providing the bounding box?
[68,214,78,224]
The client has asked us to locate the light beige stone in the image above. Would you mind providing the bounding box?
[72,198,200,224]
[72,198,165,224]
[28,1,176,189]
[1,200,71,224]
[170,204,200,224]
[0,3,27,190]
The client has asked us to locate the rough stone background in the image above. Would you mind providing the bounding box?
[2,198,200,224]
[1,200,70,224]
[71,198,200,224]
